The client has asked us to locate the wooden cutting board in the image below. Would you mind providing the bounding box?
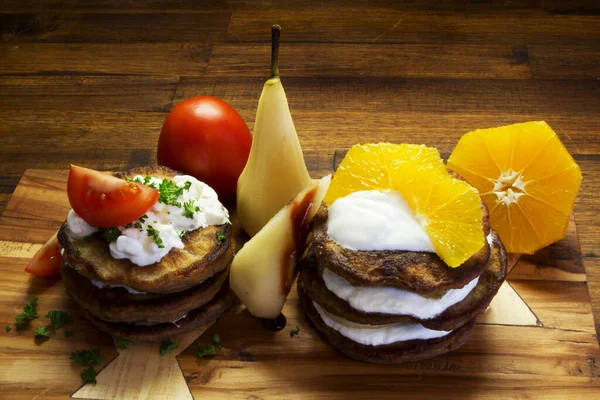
[1,169,599,399]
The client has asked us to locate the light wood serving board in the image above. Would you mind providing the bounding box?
[0,169,599,399]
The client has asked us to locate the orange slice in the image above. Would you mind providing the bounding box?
[447,121,581,254]
[325,143,484,268]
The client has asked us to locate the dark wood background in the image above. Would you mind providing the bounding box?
[1,1,599,338]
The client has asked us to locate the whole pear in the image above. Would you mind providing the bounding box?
[237,25,312,237]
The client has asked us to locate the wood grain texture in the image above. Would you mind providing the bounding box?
[0,168,597,399]
[0,0,599,397]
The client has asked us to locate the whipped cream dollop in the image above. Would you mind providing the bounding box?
[66,175,229,267]
[67,209,98,238]
[322,268,479,319]
[314,302,451,346]
[326,190,435,252]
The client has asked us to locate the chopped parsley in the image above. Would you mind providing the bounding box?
[197,333,222,358]
[80,365,97,384]
[65,330,73,338]
[71,348,101,385]
[290,326,300,338]
[183,181,192,190]
[216,232,226,245]
[143,176,153,186]
[116,337,129,350]
[182,199,200,219]
[146,226,165,248]
[157,179,184,207]
[34,326,51,339]
[46,310,69,331]
[159,338,177,356]
[15,297,39,326]
[5,325,11,332]
[139,214,148,224]
[196,343,217,359]
[71,348,102,366]
[178,231,185,238]
[99,228,121,243]
[76,247,82,255]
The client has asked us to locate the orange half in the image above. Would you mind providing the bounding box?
[447,121,581,254]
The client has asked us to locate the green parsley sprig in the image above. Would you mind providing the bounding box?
[46,310,69,331]
[34,326,51,339]
[216,232,226,245]
[290,326,300,338]
[182,199,200,219]
[159,338,177,356]
[116,337,129,350]
[196,333,223,359]
[157,179,184,207]
[70,348,102,366]
[15,297,39,326]
[71,348,101,384]
[81,366,97,384]
[99,228,121,243]
[147,226,165,248]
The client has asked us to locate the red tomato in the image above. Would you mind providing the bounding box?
[157,96,252,201]
[67,165,159,228]
[25,233,62,277]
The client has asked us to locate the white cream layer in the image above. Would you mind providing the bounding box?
[322,268,479,319]
[313,302,451,346]
[326,190,435,252]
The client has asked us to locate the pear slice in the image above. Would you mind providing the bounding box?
[237,25,312,237]
[230,174,331,319]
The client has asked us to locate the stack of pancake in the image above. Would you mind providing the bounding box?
[298,202,507,363]
[57,167,236,342]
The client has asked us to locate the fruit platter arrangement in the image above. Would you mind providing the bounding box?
[1,26,598,399]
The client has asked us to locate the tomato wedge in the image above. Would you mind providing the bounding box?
[25,232,62,277]
[67,165,159,228]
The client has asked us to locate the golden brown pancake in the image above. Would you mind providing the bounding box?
[57,165,235,294]
[62,263,230,324]
[298,279,476,364]
[312,202,491,295]
[300,230,507,331]
[82,283,236,342]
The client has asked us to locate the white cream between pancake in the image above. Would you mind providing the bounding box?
[321,233,493,319]
[313,302,451,346]
[326,190,435,252]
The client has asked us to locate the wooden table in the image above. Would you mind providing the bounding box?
[1,1,599,397]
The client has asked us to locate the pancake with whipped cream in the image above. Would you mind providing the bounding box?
[313,199,491,295]
[298,278,476,364]
[300,230,506,331]
[58,165,237,341]
[298,182,507,363]
[58,166,234,294]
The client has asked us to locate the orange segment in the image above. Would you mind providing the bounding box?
[448,121,581,254]
[325,143,484,268]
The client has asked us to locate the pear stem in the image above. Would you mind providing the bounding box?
[270,24,281,79]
